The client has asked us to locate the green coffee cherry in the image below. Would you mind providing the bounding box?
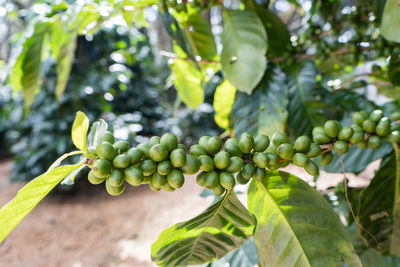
[125,166,143,186]
[277,143,294,160]
[177,144,186,152]
[338,126,354,141]
[137,144,150,159]
[320,152,333,166]
[294,136,311,152]
[113,141,130,153]
[170,149,187,168]
[167,169,185,188]
[313,133,331,145]
[225,138,242,157]
[96,142,116,161]
[376,118,390,137]
[161,182,175,192]
[253,152,268,168]
[142,175,152,184]
[265,153,279,166]
[334,141,349,154]
[198,136,210,150]
[352,124,363,132]
[219,172,235,190]
[88,147,97,157]
[272,132,289,148]
[152,172,167,188]
[127,148,143,164]
[204,171,219,189]
[352,111,368,126]
[160,133,179,152]
[105,179,125,196]
[92,159,112,178]
[239,132,254,154]
[312,126,326,136]
[99,131,115,144]
[305,161,319,176]
[306,143,321,158]
[357,141,368,149]
[140,159,157,176]
[266,144,277,154]
[387,131,400,143]
[180,155,200,174]
[225,157,244,173]
[236,172,249,184]
[190,145,207,157]
[109,169,125,187]
[88,170,105,185]
[390,111,400,121]
[198,155,215,171]
[369,110,384,122]
[214,151,231,169]
[157,160,172,175]
[207,136,222,155]
[391,122,400,132]
[254,134,270,152]
[196,171,207,187]
[362,119,376,133]
[324,120,341,138]
[242,163,255,180]
[148,136,161,147]
[292,153,309,167]
[253,167,266,181]
[213,183,226,196]
[149,144,169,162]
[113,154,130,169]
[368,136,382,149]
[350,131,365,144]
[149,183,161,192]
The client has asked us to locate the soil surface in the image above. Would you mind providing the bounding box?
[0,158,379,267]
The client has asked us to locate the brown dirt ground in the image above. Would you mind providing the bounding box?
[0,158,380,267]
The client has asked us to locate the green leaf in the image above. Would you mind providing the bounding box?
[151,191,256,267]
[360,248,400,267]
[213,80,236,129]
[221,9,267,94]
[87,119,108,147]
[388,52,400,86]
[231,63,288,137]
[182,13,217,61]
[171,59,204,109]
[245,0,290,58]
[10,21,49,111]
[0,164,83,243]
[358,147,400,256]
[71,111,89,151]
[248,171,361,266]
[380,0,400,43]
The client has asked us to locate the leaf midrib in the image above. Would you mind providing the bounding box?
[257,179,312,267]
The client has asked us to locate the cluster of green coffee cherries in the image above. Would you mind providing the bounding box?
[86,110,400,196]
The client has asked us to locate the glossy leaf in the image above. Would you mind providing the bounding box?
[151,191,256,267]
[87,119,108,148]
[182,13,217,60]
[213,80,236,129]
[0,164,83,243]
[221,9,267,94]
[231,63,288,137]
[171,59,204,109]
[248,171,361,266]
[380,0,400,43]
[71,111,89,151]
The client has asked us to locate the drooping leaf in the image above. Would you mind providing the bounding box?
[71,111,89,151]
[87,119,108,148]
[0,164,83,243]
[358,147,400,256]
[171,59,204,109]
[10,21,49,111]
[231,63,288,137]
[221,9,267,94]
[213,80,236,129]
[245,0,290,58]
[151,191,256,267]
[380,0,400,43]
[182,12,217,61]
[247,171,361,266]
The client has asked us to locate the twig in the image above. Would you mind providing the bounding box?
[338,154,381,249]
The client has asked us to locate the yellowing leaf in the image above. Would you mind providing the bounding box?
[72,111,89,151]
[214,80,236,129]
[171,59,204,109]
